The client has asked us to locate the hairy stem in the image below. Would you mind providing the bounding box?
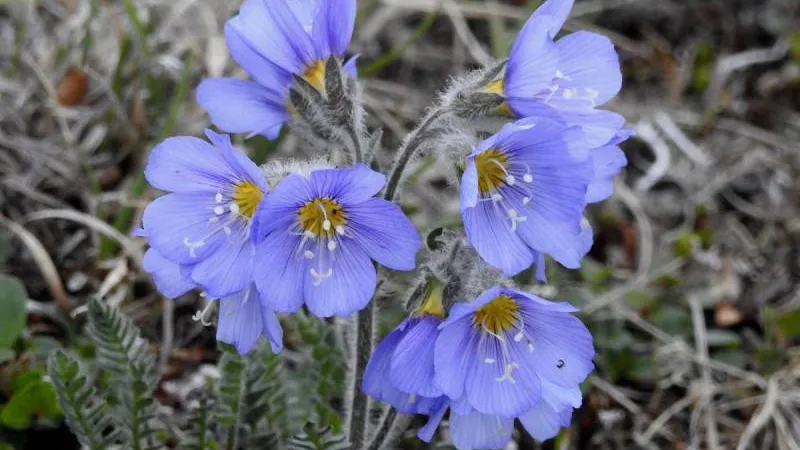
[346,302,374,449]
[383,107,449,202]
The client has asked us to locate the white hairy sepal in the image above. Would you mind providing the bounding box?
[260,157,332,187]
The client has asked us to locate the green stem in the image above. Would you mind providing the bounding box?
[347,302,374,449]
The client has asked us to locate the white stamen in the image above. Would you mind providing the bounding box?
[528,341,535,352]
[495,362,519,383]
[523,174,533,183]
[303,230,316,239]
[563,88,577,99]
[303,250,315,259]
[223,226,232,235]
[208,217,219,223]
[229,203,240,214]
[310,268,333,286]
[491,193,503,202]
[484,358,496,364]
[213,206,225,215]
[322,220,331,231]
[183,237,205,258]
[586,87,599,99]
[506,174,516,185]
[215,193,223,203]
[327,241,337,251]
[522,197,530,205]
[335,225,346,235]
[514,331,523,342]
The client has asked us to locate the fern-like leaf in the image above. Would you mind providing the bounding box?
[184,396,218,450]
[287,422,350,450]
[47,350,116,450]
[86,297,159,450]
[295,313,346,433]
[216,343,251,450]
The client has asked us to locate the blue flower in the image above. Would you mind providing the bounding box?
[142,248,196,299]
[433,287,594,418]
[460,116,593,276]
[252,164,421,317]
[142,130,268,298]
[216,284,283,355]
[362,280,448,414]
[417,383,582,449]
[196,0,358,139]
[483,0,630,203]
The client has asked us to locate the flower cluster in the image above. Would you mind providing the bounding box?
[134,0,630,447]
[364,284,593,449]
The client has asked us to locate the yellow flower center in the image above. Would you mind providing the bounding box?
[298,198,347,237]
[303,60,326,93]
[232,181,264,218]
[412,279,445,318]
[473,294,519,334]
[482,79,513,116]
[474,149,510,193]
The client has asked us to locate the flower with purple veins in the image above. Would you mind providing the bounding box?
[460,116,592,277]
[196,0,358,139]
[433,286,594,418]
[362,279,448,414]
[142,130,268,298]
[252,163,421,317]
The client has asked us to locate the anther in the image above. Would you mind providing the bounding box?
[506,174,516,185]
[514,331,523,342]
[523,174,533,183]
[208,217,219,223]
[522,197,530,205]
[484,358,496,364]
[327,241,337,251]
[229,203,240,214]
[322,220,331,231]
[491,193,503,202]
[223,226,232,235]
[215,193,223,203]
[335,225,346,235]
[213,206,225,215]
[303,250,315,259]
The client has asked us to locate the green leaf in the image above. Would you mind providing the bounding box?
[0,378,61,429]
[775,308,800,340]
[0,276,27,348]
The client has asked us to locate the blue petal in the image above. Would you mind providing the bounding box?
[303,240,376,317]
[253,230,306,313]
[143,249,195,299]
[390,317,442,397]
[459,160,479,209]
[345,198,421,271]
[505,15,559,99]
[533,251,547,282]
[440,287,506,328]
[313,0,357,56]
[252,173,313,240]
[362,320,445,414]
[547,31,621,110]
[343,55,359,77]
[530,0,574,37]
[516,290,579,314]
[190,235,254,298]
[145,136,232,193]
[196,78,289,139]
[464,327,542,416]
[260,301,284,353]
[520,302,595,388]
[231,0,311,72]
[309,164,385,205]
[417,400,449,442]
[262,0,319,64]
[434,314,478,400]
[558,109,626,148]
[216,287,263,354]
[449,409,514,450]
[224,21,293,89]
[586,144,626,203]
[462,200,535,276]
[518,399,571,441]
[143,193,224,264]
[204,130,269,194]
